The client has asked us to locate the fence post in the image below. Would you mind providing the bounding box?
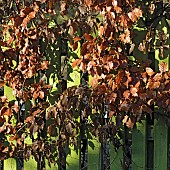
[80,71,88,170]
[16,98,25,170]
[123,125,132,169]
[101,104,110,170]
[168,30,170,169]
[154,2,169,169]
[0,161,3,170]
[0,85,4,170]
[146,50,155,170]
[58,36,68,170]
[37,72,46,170]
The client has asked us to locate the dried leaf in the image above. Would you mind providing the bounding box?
[123,115,134,128]
[90,77,98,89]
[25,116,34,123]
[48,125,57,136]
[39,91,44,99]
[142,105,152,114]
[146,67,154,77]
[149,4,155,14]
[9,135,17,141]
[130,87,138,97]
[28,11,36,19]
[1,107,12,117]
[129,43,135,54]
[72,59,82,68]
[0,80,5,87]
[83,33,93,41]
[2,147,9,153]
[147,99,154,106]
[66,122,72,134]
[109,111,115,118]
[17,138,22,146]
[123,90,130,99]
[33,91,39,99]
[138,41,146,53]
[33,109,41,116]
[159,62,167,73]
[41,61,49,70]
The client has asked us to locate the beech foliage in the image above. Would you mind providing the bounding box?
[0,0,169,165]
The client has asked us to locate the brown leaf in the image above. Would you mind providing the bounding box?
[20,6,33,17]
[142,105,152,114]
[72,42,78,51]
[147,99,154,106]
[25,116,34,123]
[33,109,41,116]
[109,111,115,118]
[22,17,30,28]
[28,11,36,19]
[0,125,6,133]
[13,16,23,27]
[159,62,168,73]
[147,81,160,89]
[123,115,134,128]
[0,80,5,87]
[123,90,130,99]
[39,91,44,99]
[130,87,138,97]
[30,123,38,135]
[0,117,6,123]
[1,107,12,117]
[66,122,72,134]
[146,67,154,77]
[0,96,7,103]
[9,135,17,141]
[90,77,98,89]
[98,26,105,37]
[74,37,81,43]
[153,73,162,81]
[41,61,49,70]
[149,4,155,14]
[33,91,39,99]
[138,41,146,53]
[83,33,93,41]
[48,125,57,136]
[129,43,135,54]
[139,93,147,100]
[72,59,82,68]
[96,84,106,95]
[2,147,9,153]
[17,138,22,146]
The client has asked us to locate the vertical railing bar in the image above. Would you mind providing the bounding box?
[168,28,170,169]
[0,85,4,170]
[123,125,132,170]
[37,35,48,169]
[168,127,170,169]
[101,103,110,170]
[16,98,25,170]
[58,35,68,170]
[80,71,88,170]
[0,160,3,170]
[16,52,26,170]
[147,51,155,170]
[37,71,46,170]
[123,44,133,170]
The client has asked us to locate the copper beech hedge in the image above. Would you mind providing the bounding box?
[0,0,169,165]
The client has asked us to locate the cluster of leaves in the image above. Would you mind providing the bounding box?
[0,0,59,163]
[0,0,169,166]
